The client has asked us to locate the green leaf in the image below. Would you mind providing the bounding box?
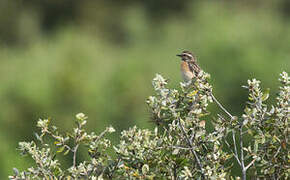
[261,88,270,101]
[64,149,70,155]
[57,146,65,153]
[187,90,198,97]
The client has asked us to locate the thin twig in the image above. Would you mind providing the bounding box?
[239,124,246,180]
[63,144,72,152]
[178,118,205,179]
[224,139,241,166]
[211,93,233,119]
[170,146,192,150]
[273,146,281,159]
[232,131,239,164]
[173,163,177,180]
[212,93,247,178]
[94,129,109,142]
[73,144,79,168]
[245,158,257,171]
[108,158,121,179]
[242,129,250,135]
[73,123,82,168]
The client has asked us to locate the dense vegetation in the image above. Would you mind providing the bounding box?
[0,1,289,178]
[10,71,289,179]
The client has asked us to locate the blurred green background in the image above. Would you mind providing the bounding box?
[0,0,289,178]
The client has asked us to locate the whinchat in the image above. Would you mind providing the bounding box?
[176,50,201,82]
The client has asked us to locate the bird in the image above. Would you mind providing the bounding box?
[176,50,234,120]
[177,50,206,127]
[176,50,201,82]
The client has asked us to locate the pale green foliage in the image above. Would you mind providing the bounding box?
[10,71,289,179]
[240,71,289,178]
[146,71,228,179]
[10,114,115,179]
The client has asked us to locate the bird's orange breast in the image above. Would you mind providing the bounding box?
[180,61,194,81]
[181,61,191,71]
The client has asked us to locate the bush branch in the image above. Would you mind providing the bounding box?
[239,124,246,180]
[224,139,241,166]
[245,158,257,171]
[73,144,79,168]
[177,118,204,179]
[211,93,233,119]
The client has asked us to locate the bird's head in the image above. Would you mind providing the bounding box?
[176,50,195,62]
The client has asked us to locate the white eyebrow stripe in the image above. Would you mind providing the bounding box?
[182,53,193,59]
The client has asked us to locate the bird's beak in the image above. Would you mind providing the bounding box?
[176,54,182,57]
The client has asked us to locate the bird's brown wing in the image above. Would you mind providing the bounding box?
[188,61,201,75]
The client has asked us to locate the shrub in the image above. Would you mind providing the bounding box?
[10,71,289,179]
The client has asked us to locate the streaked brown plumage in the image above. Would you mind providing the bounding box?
[177,50,201,81]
